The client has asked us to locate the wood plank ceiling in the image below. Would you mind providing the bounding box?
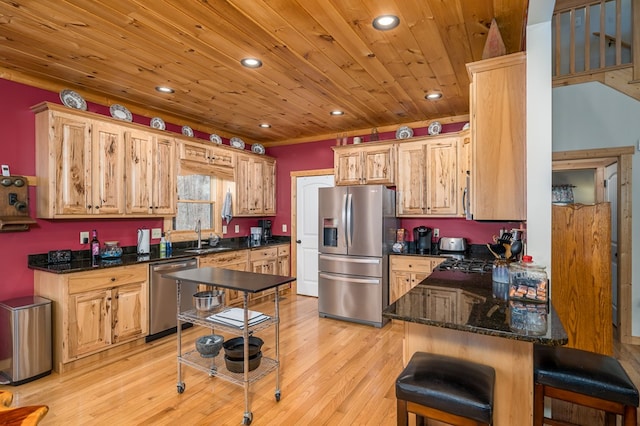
[0,0,527,145]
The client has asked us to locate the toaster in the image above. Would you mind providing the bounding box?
[438,237,468,252]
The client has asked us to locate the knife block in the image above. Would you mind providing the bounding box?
[0,175,36,232]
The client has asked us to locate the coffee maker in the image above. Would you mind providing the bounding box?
[257,219,272,242]
[413,226,433,255]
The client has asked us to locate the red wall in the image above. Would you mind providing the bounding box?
[0,78,517,301]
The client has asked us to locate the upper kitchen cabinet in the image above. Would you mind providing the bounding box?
[124,130,176,216]
[34,104,125,217]
[235,153,276,216]
[178,139,234,179]
[333,142,396,186]
[467,52,526,221]
[396,133,469,217]
[33,102,176,218]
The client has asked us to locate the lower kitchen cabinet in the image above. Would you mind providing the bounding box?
[389,255,444,304]
[250,244,291,301]
[34,264,148,373]
[199,249,249,306]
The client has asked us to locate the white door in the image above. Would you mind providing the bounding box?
[604,163,618,327]
[296,175,334,296]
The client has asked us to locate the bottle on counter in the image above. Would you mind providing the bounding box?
[160,232,167,257]
[166,231,172,256]
[91,229,100,266]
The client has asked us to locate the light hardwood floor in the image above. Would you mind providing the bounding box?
[3,294,640,425]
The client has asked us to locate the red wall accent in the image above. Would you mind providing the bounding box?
[0,78,517,301]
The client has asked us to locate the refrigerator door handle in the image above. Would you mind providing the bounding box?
[319,273,379,285]
[319,254,381,265]
[346,192,353,248]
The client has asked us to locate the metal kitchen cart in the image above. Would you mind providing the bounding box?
[163,267,295,425]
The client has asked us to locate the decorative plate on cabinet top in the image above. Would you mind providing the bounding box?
[181,125,194,137]
[110,104,132,122]
[150,117,165,130]
[209,134,222,144]
[230,137,245,149]
[462,122,470,131]
[396,126,413,139]
[251,143,265,155]
[59,89,87,111]
[428,121,442,135]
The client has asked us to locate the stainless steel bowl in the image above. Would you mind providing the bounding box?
[193,290,224,311]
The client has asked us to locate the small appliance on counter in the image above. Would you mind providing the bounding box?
[438,237,468,259]
[137,228,150,255]
[250,227,262,247]
[413,226,433,254]
[257,219,272,242]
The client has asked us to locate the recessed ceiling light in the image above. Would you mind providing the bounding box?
[372,15,400,31]
[330,110,345,116]
[259,123,271,128]
[155,86,175,94]
[241,58,263,68]
[425,91,443,100]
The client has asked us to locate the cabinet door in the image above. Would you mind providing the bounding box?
[363,145,395,185]
[263,159,276,215]
[92,121,125,215]
[334,149,362,185]
[468,53,526,220]
[124,130,154,214]
[426,287,457,323]
[68,289,111,358]
[249,158,265,214]
[179,140,210,164]
[112,282,147,343]
[425,139,458,216]
[152,135,176,215]
[53,114,92,215]
[390,271,412,304]
[397,143,426,215]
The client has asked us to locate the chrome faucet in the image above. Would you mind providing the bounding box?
[195,219,202,249]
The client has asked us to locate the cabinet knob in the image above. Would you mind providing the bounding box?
[111,277,116,282]
[87,205,92,208]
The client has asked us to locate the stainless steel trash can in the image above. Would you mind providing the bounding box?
[0,296,52,385]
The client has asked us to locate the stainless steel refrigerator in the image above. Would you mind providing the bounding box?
[318,185,397,327]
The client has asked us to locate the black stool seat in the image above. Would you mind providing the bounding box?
[535,345,639,407]
[396,352,495,425]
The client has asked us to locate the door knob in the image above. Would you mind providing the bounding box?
[296,240,301,244]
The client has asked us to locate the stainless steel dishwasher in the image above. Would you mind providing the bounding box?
[147,258,198,342]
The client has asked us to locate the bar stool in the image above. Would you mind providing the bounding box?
[534,344,639,426]
[396,352,495,426]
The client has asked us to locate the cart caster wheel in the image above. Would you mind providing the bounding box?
[275,391,281,402]
[177,383,185,394]
[242,413,253,425]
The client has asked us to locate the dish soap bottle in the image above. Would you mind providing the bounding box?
[166,231,172,256]
[160,233,167,257]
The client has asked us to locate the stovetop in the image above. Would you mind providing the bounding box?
[436,257,493,273]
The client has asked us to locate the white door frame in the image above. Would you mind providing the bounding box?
[290,169,334,294]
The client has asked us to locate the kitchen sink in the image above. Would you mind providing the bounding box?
[184,247,233,255]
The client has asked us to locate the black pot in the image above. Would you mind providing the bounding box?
[222,336,264,360]
[224,351,262,373]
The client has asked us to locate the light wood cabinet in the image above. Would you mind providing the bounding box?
[333,142,396,185]
[199,249,249,306]
[467,52,526,220]
[124,130,176,216]
[277,245,290,276]
[34,264,148,372]
[249,244,290,301]
[34,108,126,217]
[33,102,176,218]
[396,134,468,217]
[178,139,235,178]
[235,153,276,216]
[425,286,457,323]
[389,256,443,304]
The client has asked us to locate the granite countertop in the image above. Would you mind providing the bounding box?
[383,269,568,345]
[391,243,498,262]
[28,236,291,274]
